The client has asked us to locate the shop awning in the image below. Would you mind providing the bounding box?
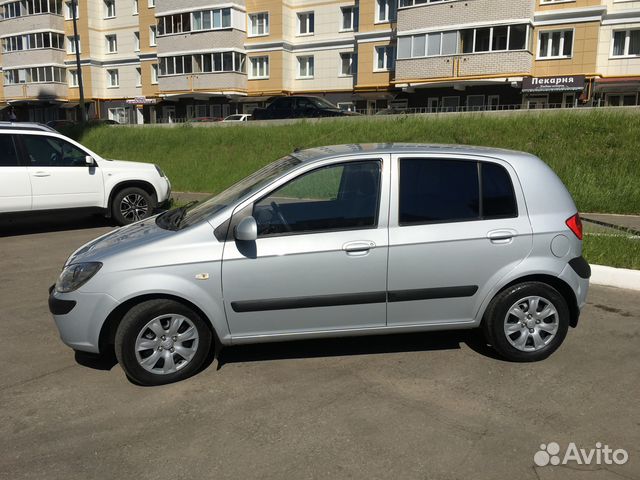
[0,104,8,112]
[234,96,273,103]
[594,77,640,91]
[60,102,79,109]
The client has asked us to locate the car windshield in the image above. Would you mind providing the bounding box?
[309,97,338,109]
[225,115,242,120]
[173,155,302,229]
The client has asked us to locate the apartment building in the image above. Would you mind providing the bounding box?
[1,0,639,123]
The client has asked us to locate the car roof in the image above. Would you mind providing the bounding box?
[290,143,536,164]
[0,122,56,133]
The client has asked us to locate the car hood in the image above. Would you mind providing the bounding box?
[102,158,156,171]
[65,216,173,265]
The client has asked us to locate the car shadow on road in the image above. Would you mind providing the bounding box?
[0,211,114,237]
[215,329,502,370]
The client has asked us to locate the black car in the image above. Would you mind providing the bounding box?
[252,96,358,120]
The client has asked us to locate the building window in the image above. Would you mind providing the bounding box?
[104,0,115,18]
[3,66,66,85]
[612,29,640,57]
[376,0,395,23]
[64,1,78,19]
[69,69,78,87]
[107,69,119,87]
[148,0,154,7]
[67,35,80,53]
[133,0,138,14]
[136,67,142,86]
[159,8,231,35]
[341,6,358,31]
[249,56,269,79]
[340,52,357,76]
[2,32,65,52]
[134,31,140,51]
[151,64,158,83]
[149,26,157,46]
[375,45,395,71]
[249,12,269,36]
[106,34,117,53]
[160,52,246,75]
[297,55,314,78]
[108,107,128,124]
[297,12,314,35]
[2,0,65,18]
[538,29,573,59]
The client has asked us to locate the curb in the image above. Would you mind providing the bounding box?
[591,265,640,291]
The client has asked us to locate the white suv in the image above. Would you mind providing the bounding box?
[0,123,171,225]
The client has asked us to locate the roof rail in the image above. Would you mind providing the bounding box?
[0,122,56,133]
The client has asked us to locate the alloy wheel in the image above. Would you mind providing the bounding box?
[120,193,148,222]
[503,296,559,352]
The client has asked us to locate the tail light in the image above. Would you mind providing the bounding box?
[566,213,583,240]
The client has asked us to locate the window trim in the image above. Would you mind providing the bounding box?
[297,55,314,79]
[537,28,574,60]
[249,55,269,79]
[297,11,315,36]
[248,11,270,37]
[252,159,384,239]
[396,157,519,227]
[610,28,640,58]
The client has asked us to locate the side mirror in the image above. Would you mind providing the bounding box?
[85,155,96,166]
[234,216,257,241]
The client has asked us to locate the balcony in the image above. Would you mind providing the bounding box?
[395,50,533,82]
[155,0,245,15]
[0,13,64,37]
[4,82,68,101]
[2,49,66,69]
[397,0,533,31]
[158,72,247,94]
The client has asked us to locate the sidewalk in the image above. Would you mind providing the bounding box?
[581,213,640,235]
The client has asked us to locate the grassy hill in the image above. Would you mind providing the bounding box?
[72,110,640,215]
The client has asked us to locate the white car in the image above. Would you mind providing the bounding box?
[222,114,251,122]
[0,122,171,225]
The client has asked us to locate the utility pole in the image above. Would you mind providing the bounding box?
[71,0,87,123]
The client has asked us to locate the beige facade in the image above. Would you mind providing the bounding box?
[2,0,640,121]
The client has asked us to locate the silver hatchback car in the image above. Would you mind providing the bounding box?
[49,144,590,385]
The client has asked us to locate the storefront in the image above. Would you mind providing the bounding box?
[521,75,587,108]
[593,77,640,107]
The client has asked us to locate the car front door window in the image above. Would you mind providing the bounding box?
[253,160,381,236]
[23,136,87,167]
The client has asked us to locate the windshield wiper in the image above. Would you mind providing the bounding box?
[157,200,199,230]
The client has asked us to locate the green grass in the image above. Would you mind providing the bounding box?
[583,234,640,270]
[67,110,640,215]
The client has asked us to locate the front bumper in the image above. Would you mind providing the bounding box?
[48,284,120,354]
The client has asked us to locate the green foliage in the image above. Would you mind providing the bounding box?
[70,110,640,214]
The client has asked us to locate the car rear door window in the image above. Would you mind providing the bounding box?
[481,162,517,218]
[22,135,88,167]
[399,158,479,224]
[399,158,518,225]
[0,134,20,166]
[254,160,381,236]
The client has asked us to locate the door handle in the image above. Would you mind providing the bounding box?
[343,241,375,255]
[487,229,516,244]
[33,171,51,177]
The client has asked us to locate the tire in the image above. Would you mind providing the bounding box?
[111,187,155,226]
[482,281,569,362]
[115,300,212,386]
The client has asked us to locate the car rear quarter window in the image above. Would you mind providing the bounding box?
[399,158,480,224]
[481,162,517,218]
[0,134,19,167]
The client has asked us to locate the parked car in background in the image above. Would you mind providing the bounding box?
[223,114,251,122]
[46,119,76,130]
[0,122,171,225]
[49,143,589,386]
[252,96,359,120]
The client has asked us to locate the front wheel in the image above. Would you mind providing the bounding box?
[112,187,155,225]
[115,300,212,385]
[482,282,569,362]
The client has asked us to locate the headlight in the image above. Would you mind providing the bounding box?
[55,262,102,293]
[154,165,165,177]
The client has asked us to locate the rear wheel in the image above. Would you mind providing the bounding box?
[115,300,212,386]
[483,282,569,362]
[112,187,154,225]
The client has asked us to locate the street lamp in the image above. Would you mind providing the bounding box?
[71,0,87,123]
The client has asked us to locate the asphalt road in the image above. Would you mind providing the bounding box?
[1,213,639,480]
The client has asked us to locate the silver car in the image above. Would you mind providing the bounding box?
[49,144,590,385]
